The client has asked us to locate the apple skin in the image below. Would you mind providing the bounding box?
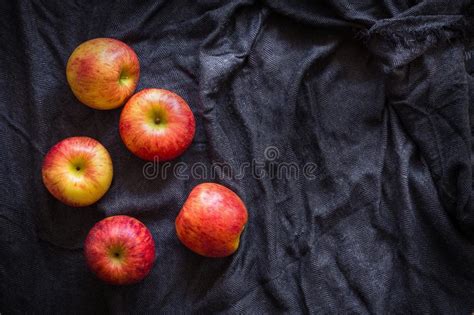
[175,183,248,257]
[66,38,140,110]
[119,88,196,161]
[84,215,156,285]
[42,137,113,207]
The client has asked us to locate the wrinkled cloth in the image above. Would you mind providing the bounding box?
[1,0,473,313]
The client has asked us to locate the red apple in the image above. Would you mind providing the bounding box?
[84,215,156,285]
[42,137,113,207]
[66,38,140,110]
[175,183,248,257]
[119,88,195,161]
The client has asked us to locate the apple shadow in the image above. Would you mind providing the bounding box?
[36,84,124,250]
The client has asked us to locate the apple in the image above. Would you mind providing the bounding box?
[42,136,113,207]
[84,215,156,285]
[66,38,140,110]
[119,88,195,161]
[175,183,248,257]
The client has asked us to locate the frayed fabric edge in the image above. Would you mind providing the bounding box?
[356,16,469,49]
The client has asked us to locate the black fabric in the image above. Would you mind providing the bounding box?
[1,0,473,313]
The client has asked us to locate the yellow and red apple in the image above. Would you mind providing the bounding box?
[119,88,196,161]
[175,183,248,257]
[41,136,113,207]
[66,38,140,110]
[84,215,156,285]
